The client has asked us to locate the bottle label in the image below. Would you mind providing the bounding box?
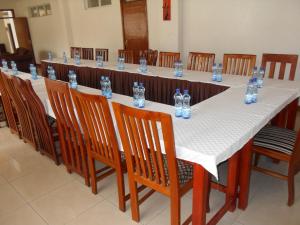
[175,107,182,117]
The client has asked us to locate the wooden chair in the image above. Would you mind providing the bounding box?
[222,54,256,76]
[253,125,300,206]
[112,102,193,225]
[13,77,60,165]
[70,89,133,212]
[95,48,109,61]
[1,73,36,147]
[159,52,180,68]
[81,48,94,60]
[139,49,158,66]
[0,72,20,135]
[45,78,90,186]
[70,47,82,58]
[261,54,298,81]
[118,49,134,64]
[187,52,215,72]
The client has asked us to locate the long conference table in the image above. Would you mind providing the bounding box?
[7,58,300,225]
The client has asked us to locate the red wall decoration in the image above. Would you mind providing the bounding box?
[163,0,171,21]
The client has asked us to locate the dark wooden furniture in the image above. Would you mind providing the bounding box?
[0,44,7,55]
[0,72,19,135]
[13,77,60,164]
[261,53,298,81]
[95,48,109,61]
[112,102,193,225]
[70,89,131,212]
[139,49,158,66]
[223,54,256,76]
[253,125,300,206]
[45,78,90,186]
[159,52,180,68]
[81,48,94,60]
[0,48,35,73]
[187,52,215,72]
[70,47,82,58]
[118,49,134,64]
[1,73,35,147]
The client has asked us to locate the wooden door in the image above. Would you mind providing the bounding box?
[120,0,149,63]
[13,17,33,52]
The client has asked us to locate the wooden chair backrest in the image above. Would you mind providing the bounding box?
[261,54,298,81]
[13,77,59,164]
[45,78,88,177]
[118,49,134,64]
[139,49,158,66]
[187,52,215,72]
[82,48,94,60]
[159,52,180,68]
[1,73,35,146]
[95,48,109,61]
[70,89,121,167]
[112,102,179,193]
[0,72,18,134]
[223,54,256,76]
[70,47,82,58]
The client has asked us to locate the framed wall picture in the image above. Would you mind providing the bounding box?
[163,0,171,21]
[38,5,46,17]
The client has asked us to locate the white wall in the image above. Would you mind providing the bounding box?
[0,20,11,53]
[181,0,300,80]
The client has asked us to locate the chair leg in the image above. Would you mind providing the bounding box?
[88,157,97,194]
[116,168,126,212]
[207,174,211,213]
[170,192,180,225]
[287,171,295,206]
[254,153,260,166]
[128,179,140,222]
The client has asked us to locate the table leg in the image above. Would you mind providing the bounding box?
[192,164,209,225]
[227,152,239,212]
[238,139,253,210]
[286,98,298,130]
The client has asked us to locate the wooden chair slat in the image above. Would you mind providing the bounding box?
[223,54,256,76]
[95,48,109,61]
[159,52,180,68]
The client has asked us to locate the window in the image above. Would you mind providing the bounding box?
[84,0,112,9]
[29,4,52,18]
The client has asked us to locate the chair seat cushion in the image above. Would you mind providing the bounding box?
[151,154,193,186]
[254,125,297,155]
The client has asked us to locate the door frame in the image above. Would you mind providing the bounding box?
[120,0,149,50]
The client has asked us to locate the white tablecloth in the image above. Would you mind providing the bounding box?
[3,67,300,178]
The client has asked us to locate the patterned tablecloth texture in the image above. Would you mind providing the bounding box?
[2,65,300,178]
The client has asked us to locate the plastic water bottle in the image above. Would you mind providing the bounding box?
[139,57,147,73]
[132,81,139,107]
[257,67,264,88]
[96,55,104,67]
[1,59,8,72]
[252,66,258,79]
[68,70,77,89]
[216,63,223,82]
[174,88,183,117]
[174,60,183,77]
[74,53,80,65]
[212,63,217,81]
[252,78,258,103]
[118,57,125,70]
[138,83,145,108]
[182,90,191,119]
[105,77,112,99]
[48,66,56,80]
[244,80,253,104]
[48,52,53,61]
[31,66,38,80]
[63,52,68,64]
[100,76,106,96]
[11,61,18,75]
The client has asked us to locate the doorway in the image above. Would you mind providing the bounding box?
[120,0,149,63]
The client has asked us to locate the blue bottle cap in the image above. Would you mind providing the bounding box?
[175,88,180,93]
[184,89,188,94]
[139,83,144,87]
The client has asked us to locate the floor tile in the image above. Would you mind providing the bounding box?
[0,175,7,185]
[66,200,136,225]
[0,183,26,217]
[0,205,47,225]
[10,163,74,202]
[31,180,104,225]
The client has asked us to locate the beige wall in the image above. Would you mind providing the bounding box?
[0,20,11,53]
[0,0,299,80]
[181,0,300,80]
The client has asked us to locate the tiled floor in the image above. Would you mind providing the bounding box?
[0,112,300,225]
